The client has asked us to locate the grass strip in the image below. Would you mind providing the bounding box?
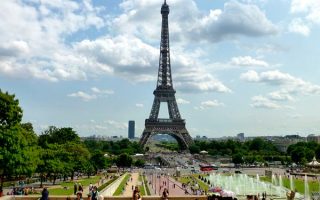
[138,174,146,196]
[192,175,209,191]
[143,175,151,195]
[97,177,118,192]
[113,174,130,196]
[260,176,320,195]
[49,176,100,196]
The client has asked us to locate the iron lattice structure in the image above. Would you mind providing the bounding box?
[140,0,193,150]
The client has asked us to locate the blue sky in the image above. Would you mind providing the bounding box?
[1,0,320,138]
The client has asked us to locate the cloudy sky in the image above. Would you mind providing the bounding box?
[1,0,320,138]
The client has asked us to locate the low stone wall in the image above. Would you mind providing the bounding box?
[1,195,208,200]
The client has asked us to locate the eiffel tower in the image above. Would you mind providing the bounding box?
[140,0,193,150]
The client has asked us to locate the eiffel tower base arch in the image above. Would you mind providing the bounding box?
[140,120,193,151]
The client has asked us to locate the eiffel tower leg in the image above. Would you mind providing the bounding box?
[149,98,160,120]
[179,128,193,147]
[140,129,152,148]
[168,99,181,119]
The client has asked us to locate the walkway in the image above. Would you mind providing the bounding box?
[147,174,190,196]
[122,173,139,196]
[100,174,127,196]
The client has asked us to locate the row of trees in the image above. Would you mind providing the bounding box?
[287,141,320,164]
[0,90,144,191]
[188,138,285,165]
[188,137,320,165]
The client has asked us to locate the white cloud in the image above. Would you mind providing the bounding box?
[91,87,114,95]
[68,87,113,101]
[230,56,269,67]
[105,120,128,130]
[268,91,294,101]
[0,0,105,81]
[75,35,230,93]
[251,95,281,109]
[201,100,224,107]
[135,103,144,107]
[290,0,320,35]
[176,98,190,104]
[240,70,320,95]
[288,18,310,36]
[240,70,260,82]
[194,1,278,42]
[195,100,224,110]
[114,0,277,43]
[291,0,320,24]
[68,91,97,101]
[242,70,320,108]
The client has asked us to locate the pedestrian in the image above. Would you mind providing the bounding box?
[74,183,78,195]
[40,187,49,200]
[162,188,169,200]
[91,186,99,200]
[78,183,83,193]
[75,192,83,200]
[132,186,141,200]
[89,183,93,192]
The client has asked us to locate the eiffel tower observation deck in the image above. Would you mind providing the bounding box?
[140,0,193,150]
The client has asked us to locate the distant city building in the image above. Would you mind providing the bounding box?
[307,134,320,143]
[270,135,305,153]
[128,120,135,139]
[237,133,245,142]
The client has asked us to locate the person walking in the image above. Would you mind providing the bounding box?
[91,186,99,200]
[78,183,83,193]
[74,183,78,195]
[41,187,49,200]
[75,192,83,200]
[162,188,169,200]
[132,186,141,200]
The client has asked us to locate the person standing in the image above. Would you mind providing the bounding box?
[91,186,99,200]
[41,187,49,200]
[132,186,141,200]
[74,183,78,195]
[162,188,169,200]
[78,183,83,193]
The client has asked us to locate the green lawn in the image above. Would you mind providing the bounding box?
[143,175,151,195]
[177,176,193,184]
[138,174,146,196]
[192,175,209,191]
[97,177,118,192]
[113,173,130,196]
[176,175,209,191]
[48,176,101,196]
[260,176,320,195]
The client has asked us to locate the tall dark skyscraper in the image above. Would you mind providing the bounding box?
[128,120,135,139]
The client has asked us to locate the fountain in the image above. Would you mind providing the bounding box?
[208,173,303,199]
[290,175,295,191]
[304,174,310,200]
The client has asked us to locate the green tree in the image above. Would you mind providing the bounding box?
[290,146,305,164]
[0,90,38,191]
[90,151,108,173]
[189,144,200,154]
[232,153,244,164]
[115,153,132,168]
[315,145,320,160]
[0,90,22,127]
[134,159,145,167]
